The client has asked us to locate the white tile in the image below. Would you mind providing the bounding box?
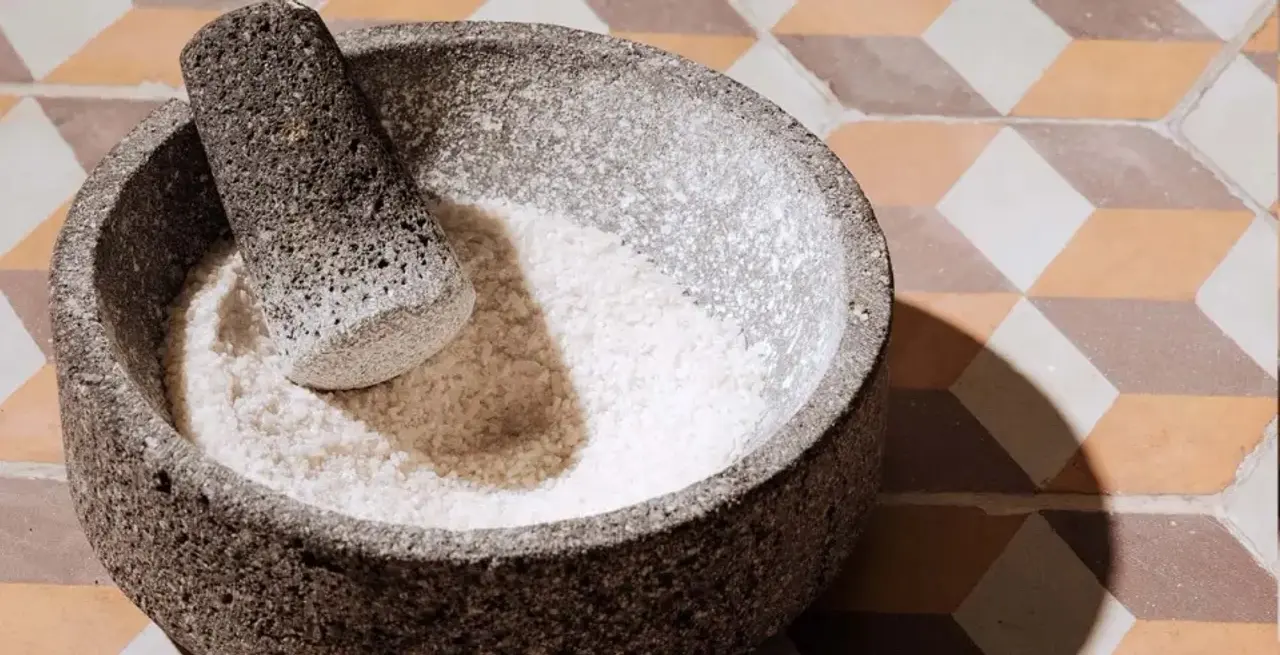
[1178,0,1271,39]
[0,293,45,404]
[923,0,1071,114]
[0,0,130,80]
[955,514,1136,655]
[120,623,182,655]
[0,98,85,258]
[753,633,800,655]
[470,0,609,34]
[1223,418,1278,573]
[726,41,842,137]
[952,299,1119,484]
[732,0,797,30]
[937,127,1095,291]
[1196,215,1278,375]
[1184,56,1278,208]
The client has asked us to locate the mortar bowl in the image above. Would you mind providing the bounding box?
[50,21,892,654]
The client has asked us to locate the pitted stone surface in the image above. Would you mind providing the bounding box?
[51,23,893,655]
[179,0,474,390]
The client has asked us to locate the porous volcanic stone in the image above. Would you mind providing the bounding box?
[180,0,474,390]
[51,22,893,654]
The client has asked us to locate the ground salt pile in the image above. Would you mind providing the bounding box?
[165,201,770,530]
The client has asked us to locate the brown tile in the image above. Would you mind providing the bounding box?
[1244,51,1279,80]
[877,206,1012,292]
[817,505,1027,614]
[43,8,221,86]
[0,204,67,272]
[0,478,111,585]
[1032,0,1219,40]
[0,28,32,83]
[0,271,52,359]
[1034,298,1277,396]
[611,33,754,71]
[826,122,1001,207]
[1030,209,1254,300]
[885,389,1035,493]
[36,98,162,173]
[586,0,751,35]
[1115,620,1280,655]
[889,292,1019,389]
[1048,394,1276,494]
[1014,41,1219,119]
[0,366,62,464]
[0,583,147,654]
[778,35,998,116]
[321,0,484,21]
[773,0,951,37]
[1016,124,1245,210]
[789,612,984,654]
[1045,512,1278,622]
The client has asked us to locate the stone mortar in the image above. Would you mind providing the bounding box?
[181,0,475,391]
[50,22,893,655]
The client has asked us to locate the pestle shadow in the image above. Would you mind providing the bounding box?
[779,297,1115,655]
[323,203,588,490]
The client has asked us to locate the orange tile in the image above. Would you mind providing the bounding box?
[1245,11,1278,53]
[1031,209,1254,300]
[1015,41,1220,119]
[43,8,221,87]
[826,121,1000,207]
[0,95,17,119]
[1115,620,1280,655]
[322,0,484,21]
[612,33,754,71]
[0,203,69,271]
[774,0,951,36]
[889,292,1019,390]
[0,366,62,464]
[0,583,147,655]
[1048,395,1276,494]
[818,506,1027,614]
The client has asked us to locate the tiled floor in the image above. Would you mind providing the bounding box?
[0,0,1276,653]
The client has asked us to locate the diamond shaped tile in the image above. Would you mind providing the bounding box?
[772,0,950,36]
[790,611,984,654]
[586,0,752,34]
[1046,512,1278,622]
[724,41,842,135]
[777,35,996,116]
[43,7,221,86]
[1184,55,1279,208]
[37,98,163,173]
[1016,123,1245,210]
[470,0,609,33]
[0,99,85,258]
[954,513,1136,655]
[0,365,62,464]
[612,33,755,71]
[0,294,46,406]
[826,121,1000,208]
[0,0,130,80]
[952,299,1118,485]
[1115,620,1280,655]
[1196,216,1278,375]
[0,202,67,272]
[1034,0,1219,40]
[1223,418,1278,573]
[0,583,147,654]
[321,0,485,22]
[1031,209,1255,300]
[876,206,1013,292]
[1035,298,1276,396]
[923,0,1071,114]
[937,127,1095,291]
[889,292,1019,390]
[1048,394,1277,494]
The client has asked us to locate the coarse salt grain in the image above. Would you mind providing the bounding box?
[164,201,771,530]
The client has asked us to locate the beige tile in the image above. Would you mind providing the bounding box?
[0,365,62,464]
[827,121,1000,206]
[774,0,950,36]
[0,202,67,271]
[611,33,754,71]
[0,583,146,655]
[43,8,220,86]
[321,0,484,21]
[889,292,1019,390]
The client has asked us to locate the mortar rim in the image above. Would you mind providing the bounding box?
[52,20,892,562]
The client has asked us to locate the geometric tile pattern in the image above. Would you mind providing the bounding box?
[0,0,1274,653]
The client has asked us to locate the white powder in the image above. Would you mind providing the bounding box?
[164,201,770,530]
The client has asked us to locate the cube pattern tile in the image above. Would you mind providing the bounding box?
[0,0,1275,653]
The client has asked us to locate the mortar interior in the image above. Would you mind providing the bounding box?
[97,23,853,522]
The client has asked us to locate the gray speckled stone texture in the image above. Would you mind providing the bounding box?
[51,22,893,655]
[180,1,474,390]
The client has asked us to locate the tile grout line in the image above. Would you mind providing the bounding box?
[1213,417,1279,577]
[0,82,186,100]
[827,111,1163,128]
[878,491,1218,515]
[0,461,67,482]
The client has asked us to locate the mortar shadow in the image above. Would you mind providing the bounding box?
[324,203,588,490]
[779,297,1116,655]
